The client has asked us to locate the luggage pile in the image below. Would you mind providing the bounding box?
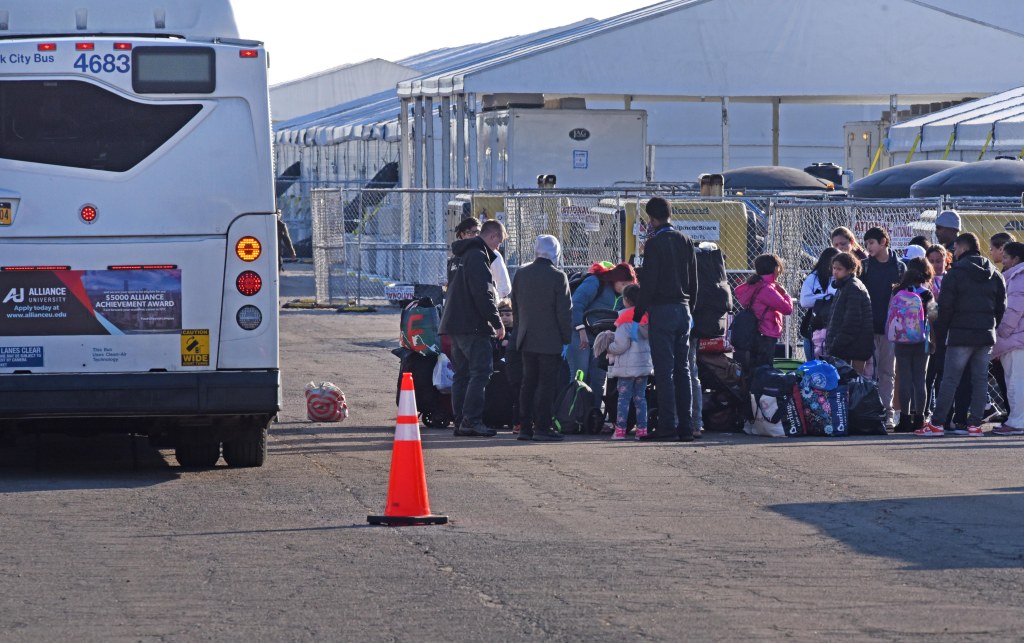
[744,359,888,438]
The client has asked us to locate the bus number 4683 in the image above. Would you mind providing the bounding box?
[73,53,130,74]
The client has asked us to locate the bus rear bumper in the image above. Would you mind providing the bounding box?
[0,370,280,419]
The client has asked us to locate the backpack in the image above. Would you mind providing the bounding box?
[400,298,442,357]
[552,370,595,434]
[568,271,605,301]
[693,246,732,339]
[886,289,927,344]
[729,283,766,352]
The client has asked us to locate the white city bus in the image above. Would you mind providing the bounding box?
[0,1,279,467]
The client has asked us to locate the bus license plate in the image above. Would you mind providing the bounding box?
[0,203,10,226]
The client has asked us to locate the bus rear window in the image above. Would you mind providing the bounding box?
[133,47,216,94]
[0,80,201,172]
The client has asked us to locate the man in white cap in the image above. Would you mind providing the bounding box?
[934,210,961,253]
[511,235,572,441]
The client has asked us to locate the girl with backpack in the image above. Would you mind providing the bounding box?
[799,247,839,360]
[567,262,637,410]
[734,254,794,372]
[888,257,937,433]
[824,252,874,374]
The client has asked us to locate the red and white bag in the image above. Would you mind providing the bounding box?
[305,381,349,422]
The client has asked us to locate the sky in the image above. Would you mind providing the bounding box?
[231,1,657,85]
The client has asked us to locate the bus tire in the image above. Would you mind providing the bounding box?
[223,424,267,468]
[175,441,221,468]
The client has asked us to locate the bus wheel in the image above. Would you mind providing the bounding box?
[223,424,267,468]
[175,441,221,468]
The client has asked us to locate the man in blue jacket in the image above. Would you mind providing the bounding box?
[440,220,507,437]
[861,226,906,430]
[632,197,699,442]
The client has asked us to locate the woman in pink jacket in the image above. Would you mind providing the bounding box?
[734,254,794,371]
[992,242,1024,435]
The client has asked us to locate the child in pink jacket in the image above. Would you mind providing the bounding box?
[734,254,794,371]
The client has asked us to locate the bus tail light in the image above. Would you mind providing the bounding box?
[114,43,133,51]
[236,271,262,296]
[76,43,95,51]
[236,305,263,330]
[239,50,259,59]
[235,236,262,262]
[37,43,57,52]
[80,204,98,223]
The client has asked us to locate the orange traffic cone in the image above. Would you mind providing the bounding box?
[367,372,448,526]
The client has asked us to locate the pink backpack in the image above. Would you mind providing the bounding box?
[886,289,927,344]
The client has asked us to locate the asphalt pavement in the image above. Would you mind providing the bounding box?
[0,265,1022,641]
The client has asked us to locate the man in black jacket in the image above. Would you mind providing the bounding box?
[440,219,507,437]
[511,235,572,441]
[920,232,1007,436]
[632,197,699,442]
[861,226,906,429]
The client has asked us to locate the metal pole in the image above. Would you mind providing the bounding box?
[413,98,424,190]
[468,93,479,189]
[721,96,730,171]
[456,94,467,188]
[399,99,411,189]
[772,98,780,166]
[441,96,452,190]
[489,114,501,190]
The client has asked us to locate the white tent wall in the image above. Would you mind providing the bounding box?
[624,101,888,180]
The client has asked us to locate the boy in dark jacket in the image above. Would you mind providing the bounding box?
[861,227,906,428]
[440,220,507,437]
[632,197,699,442]
[919,233,1007,437]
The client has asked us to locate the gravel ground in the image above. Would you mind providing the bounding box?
[0,265,1021,641]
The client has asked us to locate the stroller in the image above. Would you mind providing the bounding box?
[584,308,658,435]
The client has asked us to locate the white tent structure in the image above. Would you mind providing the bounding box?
[888,86,1024,161]
[396,0,1024,189]
[270,59,419,123]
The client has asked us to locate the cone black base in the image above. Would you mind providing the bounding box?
[367,514,448,526]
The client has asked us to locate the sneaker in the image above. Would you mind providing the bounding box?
[611,426,627,440]
[454,423,497,437]
[992,424,1024,436]
[966,425,984,437]
[634,427,648,441]
[914,422,945,437]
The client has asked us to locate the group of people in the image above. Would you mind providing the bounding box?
[794,213,1018,436]
[438,200,1024,441]
[439,197,701,442]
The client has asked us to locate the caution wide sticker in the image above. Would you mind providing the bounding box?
[181,329,210,367]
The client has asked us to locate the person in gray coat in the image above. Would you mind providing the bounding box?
[511,235,572,441]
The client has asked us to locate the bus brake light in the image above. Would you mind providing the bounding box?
[236,271,262,296]
[235,236,262,262]
[37,43,57,52]
[239,50,259,59]
[76,43,95,51]
[113,43,133,51]
[80,204,98,223]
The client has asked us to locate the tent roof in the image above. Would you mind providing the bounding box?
[269,59,419,123]
[398,0,1024,101]
[848,161,965,199]
[889,86,1024,153]
[909,159,1024,197]
[273,19,597,143]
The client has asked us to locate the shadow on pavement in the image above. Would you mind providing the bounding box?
[770,491,1024,570]
[0,433,179,491]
